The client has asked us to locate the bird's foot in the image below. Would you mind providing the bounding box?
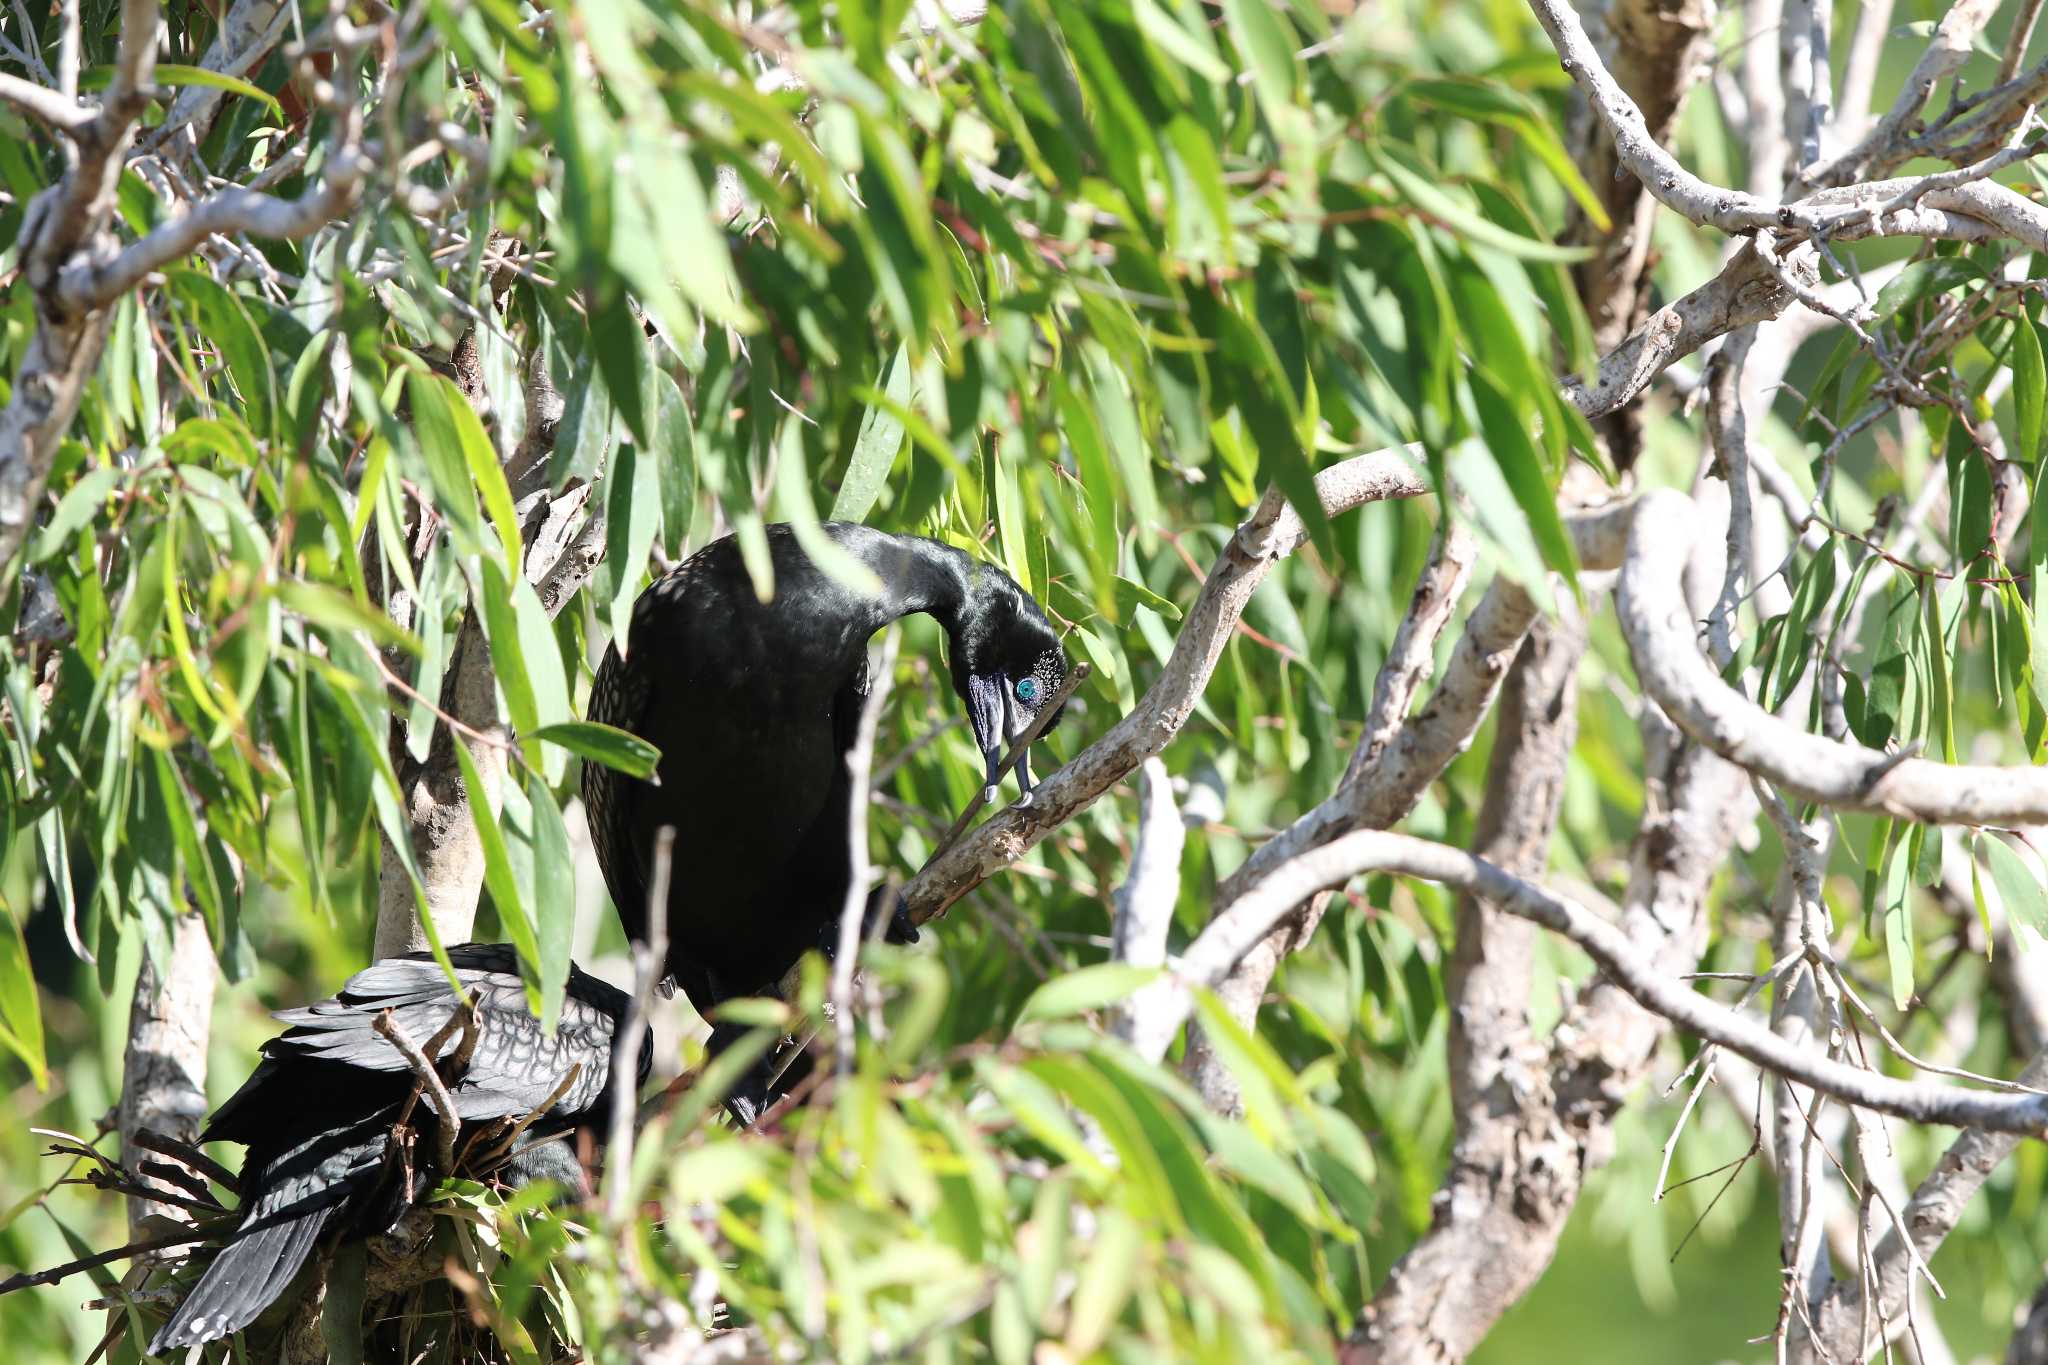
[814,889,921,959]
[882,899,920,946]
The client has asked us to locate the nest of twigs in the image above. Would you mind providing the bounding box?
[6,1118,592,1365]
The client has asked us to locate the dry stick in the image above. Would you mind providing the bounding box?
[833,629,901,1077]
[1621,488,2048,824]
[373,1010,464,1174]
[607,824,672,1231]
[0,1231,213,1297]
[467,1060,584,1172]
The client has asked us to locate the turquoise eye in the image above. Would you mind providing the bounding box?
[1015,676,1042,705]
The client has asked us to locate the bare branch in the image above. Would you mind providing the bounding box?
[1358,601,1589,1360]
[606,826,670,1232]
[58,145,372,310]
[1806,0,2000,188]
[0,72,91,133]
[1111,757,1184,968]
[1166,831,2048,1133]
[900,448,1432,924]
[1178,503,1632,1106]
[1530,0,2048,248]
[1344,520,1480,786]
[373,1010,463,1174]
[831,628,900,1075]
[1561,243,1802,419]
[1620,488,2048,823]
[1111,757,1186,1048]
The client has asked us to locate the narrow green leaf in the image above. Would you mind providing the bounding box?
[0,894,46,1088]
[1222,0,1300,114]
[654,368,698,560]
[1970,833,1998,949]
[1016,963,1161,1026]
[603,436,662,646]
[436,373,522,575]
[1882,834,1915,1009]
[770,420,882,596]
[1920,579,1955,763]
[1064,1207,1143,1355]
[405,370,487,556]
[1769,539,1838,710]
[830,344,912,523]
[1370,145,1595,263]
[2017,319,2045,464]
[453,737,545,1019]
[592,293,652,447]
[1113,575,1183,621]
[1982,833,2048,938]
[276,582,424,655]
[169,271,277,440]
[526,721,661,778]
[478,561,538,741]
[30,466,120,564]
[1466,371,1579,590]
[80,61,283,117]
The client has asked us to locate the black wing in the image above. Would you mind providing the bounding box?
[213,949,632,1135]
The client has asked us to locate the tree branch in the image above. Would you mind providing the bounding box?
[1166,831,2048,1133]
[118,914,216,1236]
[1357,601,1590,1359]
[899,448,1432,924]
[1620,488,2048,823]
[0,72,91,132]
[1530,0,2048,247]
[831,628,899,1075]
[1111,757,1187,1047]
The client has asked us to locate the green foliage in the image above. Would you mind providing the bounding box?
[6,0,2048,1360]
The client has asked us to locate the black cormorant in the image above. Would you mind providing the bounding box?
[582,523,1067,1121]
[149,944,646,1354]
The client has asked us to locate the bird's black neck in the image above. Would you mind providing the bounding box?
[834,526,975,634]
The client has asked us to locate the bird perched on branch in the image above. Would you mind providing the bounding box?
[583,522,1068,1123]
[148,945,646,1354]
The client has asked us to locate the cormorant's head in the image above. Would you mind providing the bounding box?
[948,566,1069,804]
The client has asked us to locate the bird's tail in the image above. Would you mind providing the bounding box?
[148,1118,388,1355]
[148,1199,336,1353]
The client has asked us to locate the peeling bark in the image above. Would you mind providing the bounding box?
[118,914,216,1236]
[1354,603,1589,1361]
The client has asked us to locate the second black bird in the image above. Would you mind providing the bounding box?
[149,944,645,1355]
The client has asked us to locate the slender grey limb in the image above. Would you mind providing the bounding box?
[0,72,91,132]
[1620,489,2048,823]
[832,629,900,1076]
[606,825,672,1231]
[1150,831,2048,1134]
[373,1011,463,1174]
[901,448,1431,925]
[1110,758,1186,1047]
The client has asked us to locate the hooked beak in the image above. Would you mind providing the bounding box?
[965,674,1007,804]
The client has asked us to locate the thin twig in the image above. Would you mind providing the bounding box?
[373,1009,464,1173]
[607,824,671,1233]
[833,628,900,1077]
